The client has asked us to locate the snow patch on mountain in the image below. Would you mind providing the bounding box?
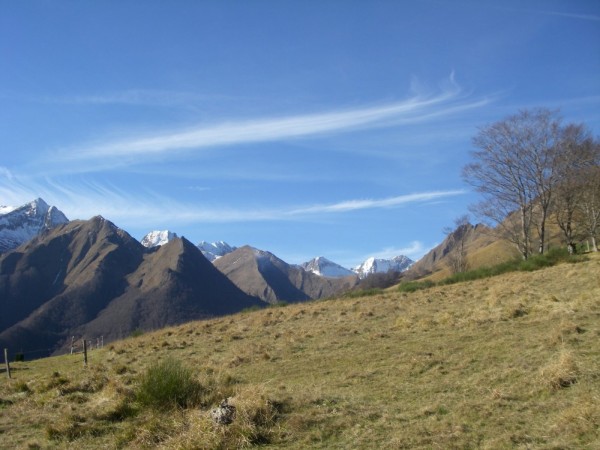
[301,256,355,278]
[141,230,178,247]
[197,241,237,262]
[0,198,69,253]
[353,255,414,279]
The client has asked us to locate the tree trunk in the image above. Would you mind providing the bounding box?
[520,206,529,260]
[538,207,547,254]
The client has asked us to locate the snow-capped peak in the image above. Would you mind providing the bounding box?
[197,241,237,262]
[141,230,177,248]
[301,256,355,278]
[352,255,414,279]
[0,198,69,253]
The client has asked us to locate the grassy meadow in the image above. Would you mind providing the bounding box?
[1,254,599,449]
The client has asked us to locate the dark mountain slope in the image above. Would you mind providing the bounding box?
[0,217,261,355]
[214,246,357,303]
[78,237,262,341]
[0,216,141,333]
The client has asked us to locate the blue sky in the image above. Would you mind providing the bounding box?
[1,1,599,268]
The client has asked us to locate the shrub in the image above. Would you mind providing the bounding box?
[136,357,204,410]
[344,288,383,298]
[129,329,144,338]
[241,305,263,314]
[398,280,434,293]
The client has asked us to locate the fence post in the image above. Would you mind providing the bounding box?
[83,339,88,367]
[3,348,10,379]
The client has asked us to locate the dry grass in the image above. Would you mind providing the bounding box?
[1,254,599,448]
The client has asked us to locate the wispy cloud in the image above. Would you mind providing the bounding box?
[0,172,465,227]
[47,80,490,171]
[287,191,465,215]
[492,5,600,22]
[541,10,600,22]
[1,89,233,108]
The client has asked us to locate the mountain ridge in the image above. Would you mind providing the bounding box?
[0,198,69,253]
[300,256,356,278]
[214,246,358,303]
[353,255,414,279]
[0,216,261,355]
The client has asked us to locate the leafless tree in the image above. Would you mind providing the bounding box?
[553,125,598,253]
[463,108,564,259]
[578,165,600,252]
[443,215,471,274]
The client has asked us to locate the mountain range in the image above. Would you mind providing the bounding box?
[214,246,358,304]
[141,228,414,279]
[0,198,418,356]
[0,216,262,356]
[141,232,238,262]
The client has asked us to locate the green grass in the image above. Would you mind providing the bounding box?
[399,247,587,292]
[343,287,384,298]
[397,279,435,293]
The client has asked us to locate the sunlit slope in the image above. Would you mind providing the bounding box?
[1,255,599,448]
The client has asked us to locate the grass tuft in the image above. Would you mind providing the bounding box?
[539,349,580,389]
[135,357,204,410]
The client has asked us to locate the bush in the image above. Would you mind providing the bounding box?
[129,329,144,338]
[344,288,383,298]
[398,280,434,293]
[241,305,263,314]
[136,357,204,410]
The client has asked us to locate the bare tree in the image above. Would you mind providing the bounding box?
[578,165,600,252]
[553,125,597,253]
[443,215,471,274]
[518,110,563,254]
[463,108,568,259]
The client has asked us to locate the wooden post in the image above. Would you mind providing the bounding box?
[4,348,10,379]
[83,339,88,367]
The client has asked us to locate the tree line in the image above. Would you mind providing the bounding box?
[463,107,599,260]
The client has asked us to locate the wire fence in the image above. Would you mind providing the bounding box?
[2,336,107,379]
